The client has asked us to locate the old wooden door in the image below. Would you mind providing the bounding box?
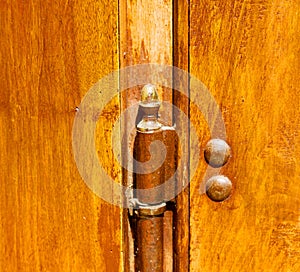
[1,0,299,271]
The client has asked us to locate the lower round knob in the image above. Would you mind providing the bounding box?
[206,175,232,202]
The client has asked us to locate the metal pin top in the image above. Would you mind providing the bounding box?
[141,84,159,104]
[137,84,162,132]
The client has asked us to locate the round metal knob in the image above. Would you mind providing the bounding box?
[204,139,231,168]
[206,175,232,202]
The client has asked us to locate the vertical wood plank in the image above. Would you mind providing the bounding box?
[0,0,122,271]
[119,0,173,120]
[189,0,300,271]
[119,1,173,271]
[173,0,190,271]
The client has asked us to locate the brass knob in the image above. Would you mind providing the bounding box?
[137,84,162,132]
[206,175,232,202]
[140,84,159,103]
[204,139,231,168]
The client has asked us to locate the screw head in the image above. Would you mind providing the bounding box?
[204,139,231,168]
[206,175,232,202]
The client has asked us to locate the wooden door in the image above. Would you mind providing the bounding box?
[1,0,299,271]
[189,1,300,271]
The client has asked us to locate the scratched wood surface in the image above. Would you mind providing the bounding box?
[0,1,122,271]
[189,0,300,271]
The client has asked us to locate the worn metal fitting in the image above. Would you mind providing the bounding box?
[128,198,166,217]
[137,202,166,217]
[140,84,159,103]
[204,139,231,168]
[137,84,162,132]
[206,175,232,202]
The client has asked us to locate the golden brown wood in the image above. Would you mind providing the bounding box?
[190,0,300,271]
[173,0,190,271]
[0,0,122,271]
[163,210,173,272]
[3,1,299,271]
[119,0,173,122]
[163,128,177,272]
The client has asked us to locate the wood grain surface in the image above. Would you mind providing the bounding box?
[1,0,300,271]
[173,0,190,271]
[0,0,122,271]
[189,0,300,271]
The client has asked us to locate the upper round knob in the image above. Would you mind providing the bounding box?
[204,139,231,168]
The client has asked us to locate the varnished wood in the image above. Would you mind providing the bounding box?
[2,0,300,271]
[173,0,190,271]
[0,0,122,271]
[190,0,300,271]
[119,0,173,122]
